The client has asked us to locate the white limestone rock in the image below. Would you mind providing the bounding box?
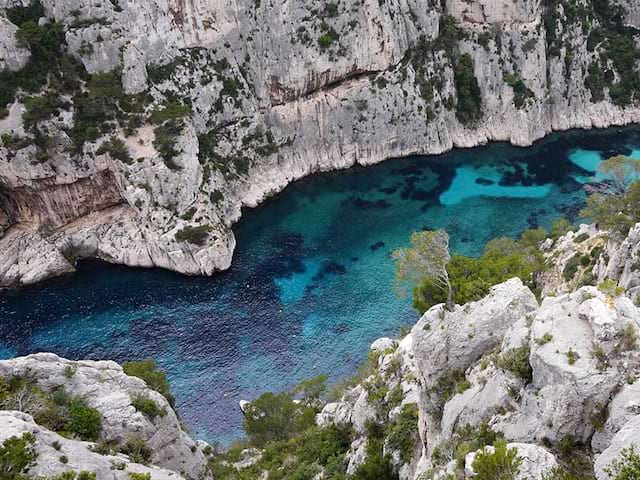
[498,287,640,444]
[2,0,640,286]
[411,278,538,389]
[539,224,606,296]
[0,411,185,480]
[440,364,522,439]
[316,401,353,428]
[594,415,640,480]
[596,223,640,292]
[0,16,30,71]
[0,353,209,479]
[370,337,397,353]
[592,381,640,453]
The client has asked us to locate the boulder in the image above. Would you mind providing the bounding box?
[498,287,640,444]
[594,415,640,480]
[411,278,538,388]
[592,381,640,453]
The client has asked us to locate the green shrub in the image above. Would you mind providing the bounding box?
[293,374,328,404]
[0,379,101,442]
[471,440,522,480]
[96,137,132,164]
[535,332,553,345]
[454,54,482,125]
[574,233,590,243]
[542,467,582,480]
[352,422,398,480]
[581,182,640,236]
[150,102,191,124]
[563,255,580,281]
[453,423,504,470]
[131,396,166,419]
[317,23,338,49]
[590,344,610,372]
[119,438,152,465]
[550,218,574,240]
[50,472,97,480]
[174,225,213,246]
[128,473,151,480]
[0,433,36,480]
[413,232,543,314]
[567,348,579,365]
[153,120,183,169]
[243,392,316,447]
[618,323,639,351]
[598,279,624,297]
[504,73,534,108]
[23,92,66,126]
[497,344,532,383]
[604,445,640,479]
[428,370,470,422]
[122,359,175,407]
[67,397,102,441]
[386,403,419,463]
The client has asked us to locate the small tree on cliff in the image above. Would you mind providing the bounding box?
[581,155,640,235]
[598,155,640,195]
[392,230,453,311]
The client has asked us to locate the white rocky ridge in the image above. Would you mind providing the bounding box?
[1,0,640,286]
[0,411,186,480]
[311,224,640,479]
[0,353,210,479]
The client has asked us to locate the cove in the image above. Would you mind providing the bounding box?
[1,126,640,446]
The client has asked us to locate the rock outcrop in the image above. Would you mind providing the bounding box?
[0,353,210,479]
[0,410,186,480]
[310,224,640,479]
[1,0,640,286]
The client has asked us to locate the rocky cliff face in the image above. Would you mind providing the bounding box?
[0,0,639,286]
[311,223,640,480]
[0,353,211,479]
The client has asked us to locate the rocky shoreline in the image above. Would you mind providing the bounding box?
[2,0,640,286]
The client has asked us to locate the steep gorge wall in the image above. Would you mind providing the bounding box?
[0,0,639,286]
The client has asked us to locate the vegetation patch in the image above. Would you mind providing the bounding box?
[123,359,176,407]
[0,376,102,441]
[174,225,213,246]
[497,344,532,383]
[454,54,482,125]
[386,403,419,463]
[96,137,132,164]
[131,395,166,420]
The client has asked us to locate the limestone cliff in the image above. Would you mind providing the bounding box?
[309,223,640,479]
[1,0,640,285]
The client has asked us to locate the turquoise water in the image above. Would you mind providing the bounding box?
[1,126,640,445]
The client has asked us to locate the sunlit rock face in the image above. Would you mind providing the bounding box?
[1,0,640,286]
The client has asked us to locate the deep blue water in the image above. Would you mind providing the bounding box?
[2,127,640,445]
